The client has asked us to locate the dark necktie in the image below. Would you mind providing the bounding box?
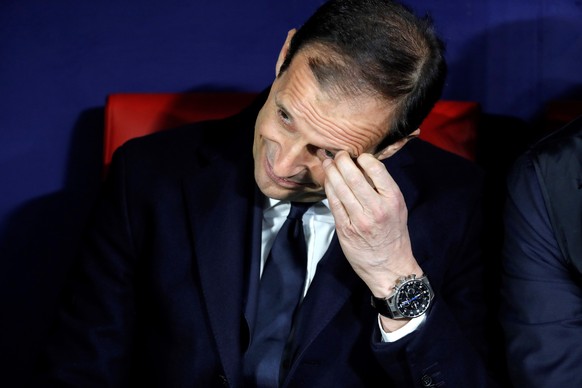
[244,201,312,387]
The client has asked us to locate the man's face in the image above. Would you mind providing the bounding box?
[253,51,393,203]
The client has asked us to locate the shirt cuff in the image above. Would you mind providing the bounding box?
[378,314,426,342]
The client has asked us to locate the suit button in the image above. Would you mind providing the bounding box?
[217,374,229,387]
[421,374,435,387]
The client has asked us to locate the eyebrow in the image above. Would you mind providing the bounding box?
[275,95,362,160]
[274,97,295,119]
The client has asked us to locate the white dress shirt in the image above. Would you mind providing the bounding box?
[261,198,425,342]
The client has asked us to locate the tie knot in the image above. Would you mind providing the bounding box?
[288,202,312,220]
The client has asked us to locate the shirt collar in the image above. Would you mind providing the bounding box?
[264,197,331,213]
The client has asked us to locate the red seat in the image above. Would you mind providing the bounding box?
[420,100,480,161]
[543,100,582,132]
[103,92,480,174]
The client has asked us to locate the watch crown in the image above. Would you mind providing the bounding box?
[393,274,418,289]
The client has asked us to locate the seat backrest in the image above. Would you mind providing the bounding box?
[104,92,258,171]
[103,92,480,173]
[419,99,481,161]
[543,100,582,132]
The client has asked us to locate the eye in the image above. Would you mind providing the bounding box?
[323,149,335,159]
[316,148,336,159]
[277,108,291,125]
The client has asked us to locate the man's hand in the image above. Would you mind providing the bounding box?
[322,151,423,302]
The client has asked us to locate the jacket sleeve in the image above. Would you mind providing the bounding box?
[500,154,582,387]
[372,166,503,387]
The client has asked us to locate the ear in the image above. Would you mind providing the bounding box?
[375,128,421,160]
[275,29,297,77]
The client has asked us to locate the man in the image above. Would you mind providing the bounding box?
[38,0,500,386]
[500,114,582,387]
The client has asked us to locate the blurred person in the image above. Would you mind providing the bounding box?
[501,114,582,387]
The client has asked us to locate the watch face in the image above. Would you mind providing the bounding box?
[395,279,432,318]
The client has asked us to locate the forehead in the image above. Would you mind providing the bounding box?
[273,52,393,153]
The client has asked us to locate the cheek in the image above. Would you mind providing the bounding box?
[253,109,272,153]
[255,110,278,145]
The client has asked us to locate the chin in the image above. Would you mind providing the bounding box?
[256,178,324,202]
[257,182,296,201]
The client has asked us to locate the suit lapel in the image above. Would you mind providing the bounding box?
[290,235,362,361]
[181,153,258,386]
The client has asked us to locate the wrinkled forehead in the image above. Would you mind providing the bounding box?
[281,51,392,114]
[274,54,395,154]
[297,45,380,102]
[301,48,399,136]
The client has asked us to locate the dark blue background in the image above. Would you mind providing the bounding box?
[1,0,581,385]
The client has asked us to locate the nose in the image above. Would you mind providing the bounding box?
[271,142,317,179]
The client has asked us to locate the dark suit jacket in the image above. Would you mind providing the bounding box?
[39,94,499,387]
[500,116,582,387]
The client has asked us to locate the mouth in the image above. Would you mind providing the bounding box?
[264,158,315,189]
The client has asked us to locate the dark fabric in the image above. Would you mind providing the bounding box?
[35,93,500,387]
[531,115,582,274]
[244,202,311,387]
[500,115,582,387]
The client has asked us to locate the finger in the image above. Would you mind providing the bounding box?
[323,173,349,225]
[322,153,364,214]
[355,153,398,198]
[333,151,382,207]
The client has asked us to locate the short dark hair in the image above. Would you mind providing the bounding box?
[279,0,447,149]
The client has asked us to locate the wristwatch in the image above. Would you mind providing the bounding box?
[371,274,434,319]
